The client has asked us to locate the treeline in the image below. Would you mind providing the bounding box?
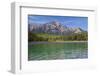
[28,32,88,42]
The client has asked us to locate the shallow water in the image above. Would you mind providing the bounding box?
[28,42,88,61]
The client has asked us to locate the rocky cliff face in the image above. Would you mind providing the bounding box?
[28,21,85,35]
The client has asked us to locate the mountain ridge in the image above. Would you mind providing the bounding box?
[28,21,86,35]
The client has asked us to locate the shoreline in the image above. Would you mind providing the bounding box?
[28,41,88,44]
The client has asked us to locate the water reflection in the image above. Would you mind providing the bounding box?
[28,42,88,60]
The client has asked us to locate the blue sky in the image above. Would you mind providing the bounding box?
[28,15,88,31]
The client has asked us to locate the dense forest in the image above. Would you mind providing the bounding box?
[28,32,88,42]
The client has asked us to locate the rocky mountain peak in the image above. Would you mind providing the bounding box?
[74,27,84,33]
[28,21,85,35]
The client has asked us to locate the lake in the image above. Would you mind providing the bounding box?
[28,42,88,61]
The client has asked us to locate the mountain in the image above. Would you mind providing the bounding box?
[28,21,85,35]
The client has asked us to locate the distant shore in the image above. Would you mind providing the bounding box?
[28,41,88,45]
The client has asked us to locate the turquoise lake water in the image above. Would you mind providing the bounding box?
[28,42,88,61]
